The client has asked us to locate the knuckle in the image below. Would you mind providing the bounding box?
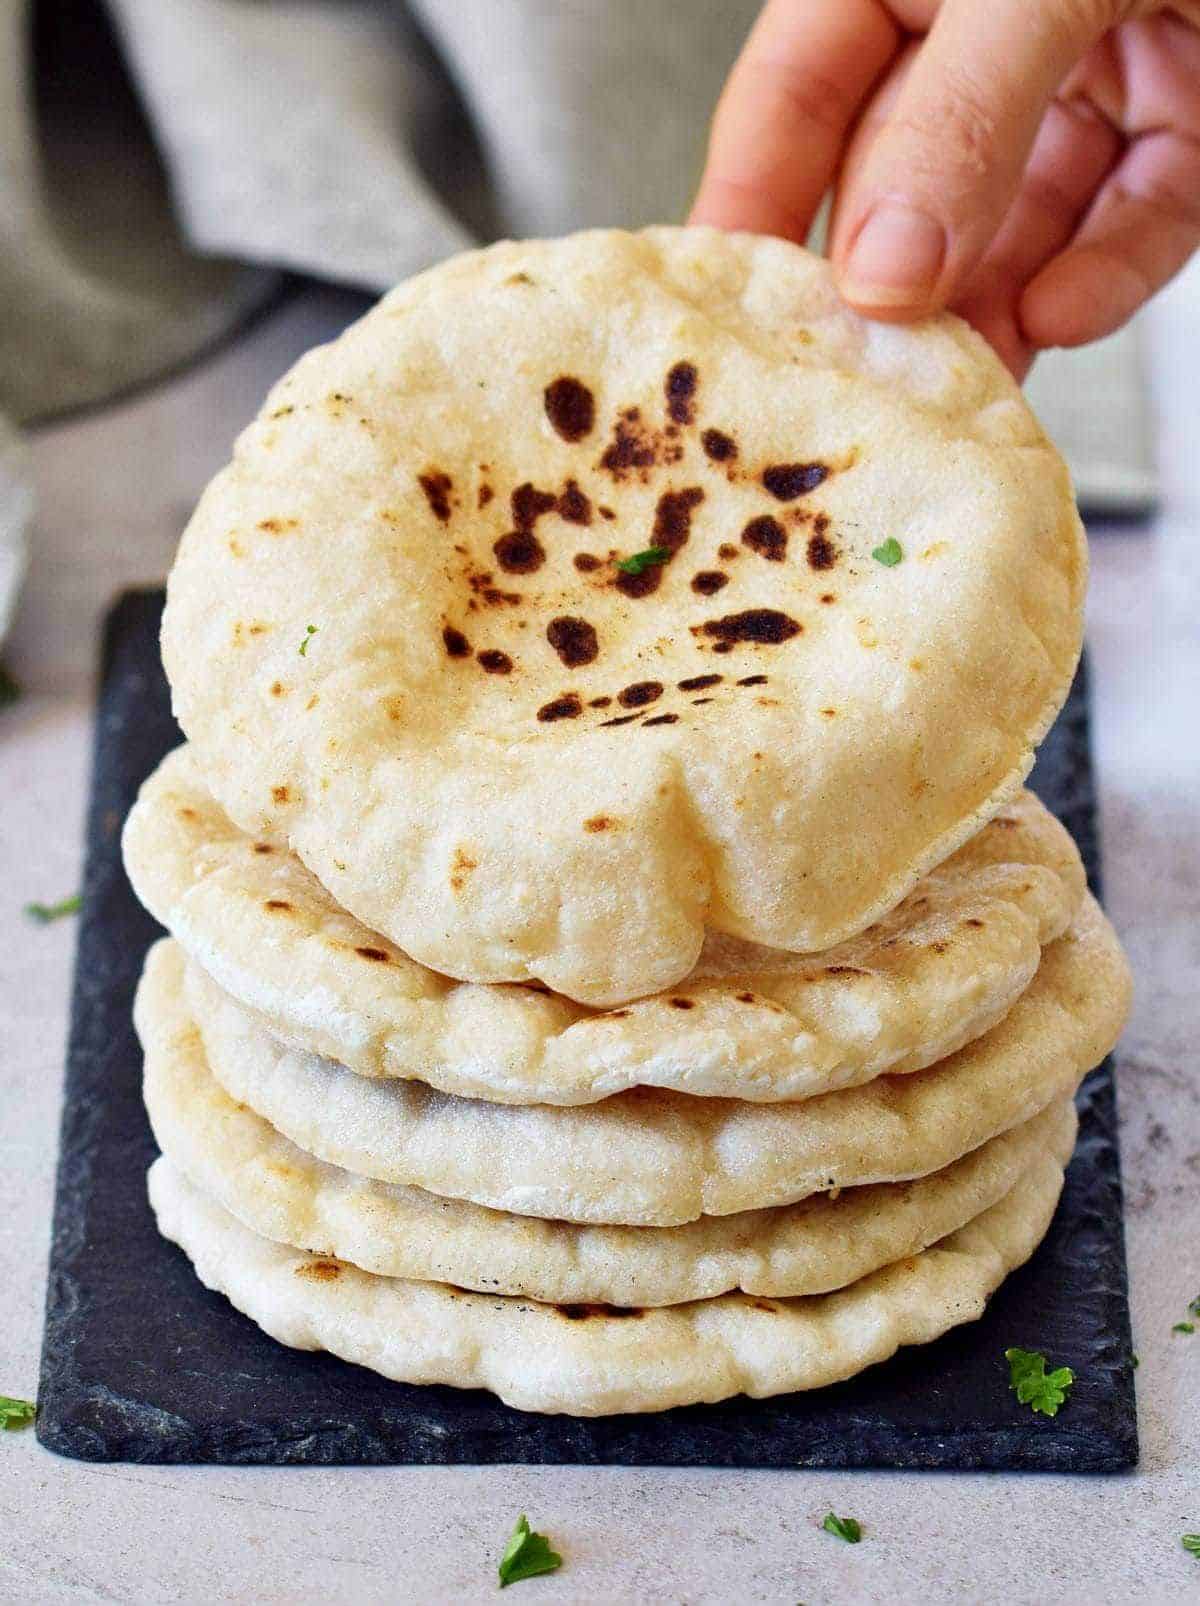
[1052,0,1126,38]
[747,56,859,139]
[936,74,1000,166]
[1113,167,1200,234]
[887,73,1000,185]
[1020,169,1087,230]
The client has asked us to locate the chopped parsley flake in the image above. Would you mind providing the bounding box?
[24,894,81,924]
[1173,1322,1194,1335]
[1189,1294,1200,1317]
[498,1515,562,1589]
[616,547,670,575]
[0,665,20,708]
[0,1396,35,1431]
[822,1512,862,1544]
[871,538,903,567]
[1183,1534,1200,1558]
[299,624,318,656]
[1005,1346,1074,1417]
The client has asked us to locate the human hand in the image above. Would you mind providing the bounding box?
[690,1,1200,377]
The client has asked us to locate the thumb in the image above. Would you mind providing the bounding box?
[831,0,1122,318]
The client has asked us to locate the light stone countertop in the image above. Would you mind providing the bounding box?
[1,265,1197,1606]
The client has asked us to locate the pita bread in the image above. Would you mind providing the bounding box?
[148,1152,1066,1415]
[141,895,1127,1226]
[141,956,1076,1304]
[125,745,1084,1104]
[161,227,1086,1005]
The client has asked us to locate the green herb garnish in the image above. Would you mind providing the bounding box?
[1132,1353,1140,1368]
[1183,1534,1200,1558]
[616,547,670,576]
[0,1396,35,1431]
[498,1515,562,1589]
[1189,1294,1200,1317]
[822,1512,862,1544]
[0,665,20,709]
[1005,1347,1074,1417]
[1173,1322,1195,1335]
[24,894,81,924]
[871,538,903,567]
[299,624,318,656]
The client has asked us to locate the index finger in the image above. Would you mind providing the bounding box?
[690,0,900,242]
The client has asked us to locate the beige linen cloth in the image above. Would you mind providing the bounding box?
[0,0,1158,637]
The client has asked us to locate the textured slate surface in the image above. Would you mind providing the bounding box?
[37,589,1138,1468]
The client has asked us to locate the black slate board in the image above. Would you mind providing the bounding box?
[37,589,1137,1469]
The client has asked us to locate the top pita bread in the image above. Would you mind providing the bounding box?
[125,745,1084,1103]
[162,226,1086,1005]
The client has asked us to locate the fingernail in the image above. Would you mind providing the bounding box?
[840,203,946,308]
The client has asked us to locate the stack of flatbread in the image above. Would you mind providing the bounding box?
[123,228,1130,1416]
